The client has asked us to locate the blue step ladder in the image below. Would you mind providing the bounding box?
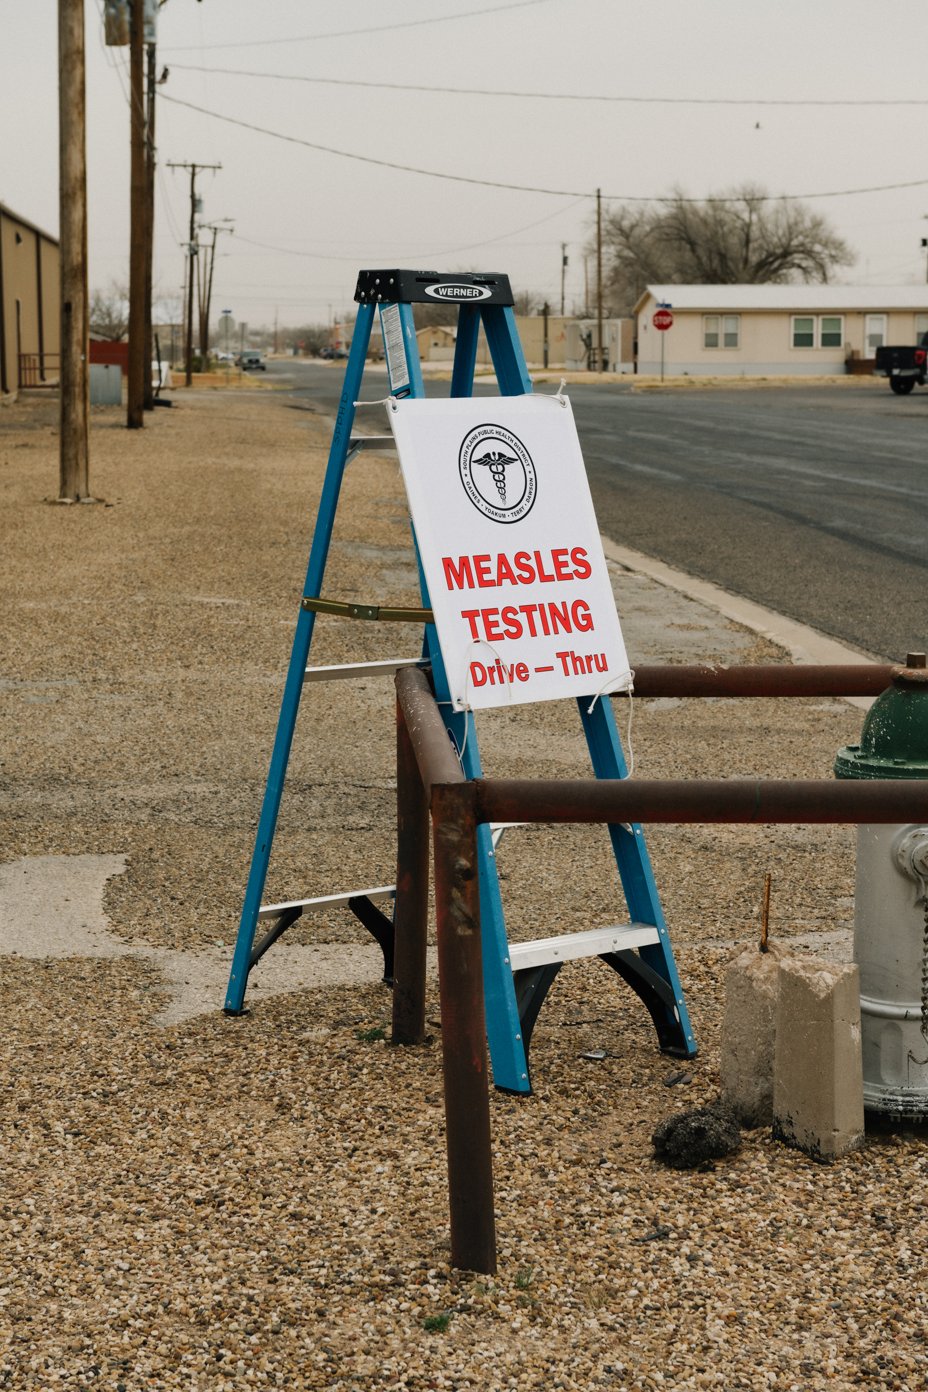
[224,268,696,1094]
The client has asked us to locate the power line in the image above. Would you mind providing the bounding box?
[161,0,551,51]
[158,93,586,196]
[169,63,928,109]
[157,94,928,204]
[233,198,587,264]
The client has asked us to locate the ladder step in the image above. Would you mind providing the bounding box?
[348,433,397,455]
[304,657,428,683]
[508,923,660,971]
[258,885,395,920]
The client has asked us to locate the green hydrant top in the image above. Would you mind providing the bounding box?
[835,652,928,780]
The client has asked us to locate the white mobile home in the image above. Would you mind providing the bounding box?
[634,285,928,377]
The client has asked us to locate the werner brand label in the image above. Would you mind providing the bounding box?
[423,282,493,302]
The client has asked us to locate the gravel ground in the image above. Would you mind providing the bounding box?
[1,384,926,1391]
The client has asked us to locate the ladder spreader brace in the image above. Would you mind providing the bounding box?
[224,267,696,1093]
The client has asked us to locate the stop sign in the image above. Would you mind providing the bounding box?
[653,308,674,331]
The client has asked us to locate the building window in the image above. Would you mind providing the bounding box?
[915,314,928,343]
[820,315,844,348]
[791,315,844,349]
[791,316,815,348]
[704,314,740,349]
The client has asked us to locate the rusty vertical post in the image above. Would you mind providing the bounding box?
[431,780,496,1275]
[392,695,430,1046]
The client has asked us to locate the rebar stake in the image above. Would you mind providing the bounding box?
[760,872,772,953]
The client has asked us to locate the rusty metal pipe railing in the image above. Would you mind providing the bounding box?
[475,777,928,827]
[393,666,496,1274]
[391,695,430,1047]
[431,782,496,1276]
[395,666,465,793]
[392,661,927,1274]
[625,662,893,699]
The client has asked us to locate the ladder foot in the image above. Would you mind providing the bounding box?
[348,894,395,985]
[513,962,562,1069]
[602,949,697,1058]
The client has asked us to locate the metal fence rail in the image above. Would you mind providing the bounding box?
[392,664,928,1273]
[18,352,60,388]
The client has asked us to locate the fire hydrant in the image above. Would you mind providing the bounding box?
[835,652,928,1118]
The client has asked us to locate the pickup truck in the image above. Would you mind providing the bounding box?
[874,333,928,394]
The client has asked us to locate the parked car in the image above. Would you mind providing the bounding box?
[874,332,928,394]
[237,350,266,371]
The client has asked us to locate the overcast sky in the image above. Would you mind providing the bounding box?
[5,1,928,331]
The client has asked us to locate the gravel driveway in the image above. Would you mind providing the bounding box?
[0,385,924,1391]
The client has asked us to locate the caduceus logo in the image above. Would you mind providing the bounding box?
[458,423,537,524]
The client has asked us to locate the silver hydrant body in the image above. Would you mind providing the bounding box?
[835,654,928,1117]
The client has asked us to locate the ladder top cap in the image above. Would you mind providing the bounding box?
[355,269,514,307]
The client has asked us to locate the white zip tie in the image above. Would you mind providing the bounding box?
[352,395,397,410]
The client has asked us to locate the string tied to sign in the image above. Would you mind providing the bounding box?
[450,638,519,764]
[586,669,636,778]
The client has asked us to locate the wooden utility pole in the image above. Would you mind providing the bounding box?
[197,220,232,363]
[127,0,146,427]
[168,161,221,385]
[596,188,604,374]
[142,35,158,409]
[58,0,91,500]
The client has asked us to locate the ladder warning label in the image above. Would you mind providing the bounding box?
[388,395,632,711]
[379,304,410,391]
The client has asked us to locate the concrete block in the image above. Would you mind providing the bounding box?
[772,957,864,1161]
[720,940,791,1127]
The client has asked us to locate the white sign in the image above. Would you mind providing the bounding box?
[387,394,632,711]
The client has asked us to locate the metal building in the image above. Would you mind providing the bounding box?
[0,203,60,395]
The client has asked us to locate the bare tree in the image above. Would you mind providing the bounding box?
[282,322,331,356]
[89,280,130,340]
[513,289,545,316]
[598,184,854,315]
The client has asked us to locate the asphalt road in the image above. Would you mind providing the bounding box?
[268,358,928,661]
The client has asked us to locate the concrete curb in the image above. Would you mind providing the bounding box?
[602,536,878,711]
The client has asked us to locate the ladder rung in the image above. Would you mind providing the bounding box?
[508,923,660,971]
[348,433,397,454]
[490,822,526,849]
[304,657,428,683]
[258,886,395,920]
